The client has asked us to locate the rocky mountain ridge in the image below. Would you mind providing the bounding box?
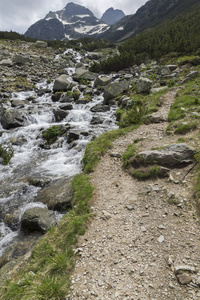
[25,0,200,43]
[98,0,200,42]
[101,7,125,25]
[25,2,125,41]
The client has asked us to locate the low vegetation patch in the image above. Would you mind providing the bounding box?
[82,124,139,173]
[42,125,61,145]
[131,166,160,180]
[0,144,14,165]
[116,89,167,128]
[121,144,137,169]
[174,121,198,134]
[167,75,200,135]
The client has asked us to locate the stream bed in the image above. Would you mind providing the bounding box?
[0,49,118,257]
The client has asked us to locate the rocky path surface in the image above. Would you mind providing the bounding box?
[70,88,200,299]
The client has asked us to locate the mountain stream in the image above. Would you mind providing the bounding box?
[0,49,117,257]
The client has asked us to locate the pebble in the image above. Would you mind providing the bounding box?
[157,235,165,243]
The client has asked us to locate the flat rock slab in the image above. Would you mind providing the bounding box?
[136,143,195,168]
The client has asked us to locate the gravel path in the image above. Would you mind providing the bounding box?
[69,88,200,300]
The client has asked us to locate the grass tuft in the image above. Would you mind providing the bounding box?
[131,166,160,180]
[121,144,137,168]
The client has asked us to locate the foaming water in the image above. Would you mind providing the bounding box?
[0,49,118,256]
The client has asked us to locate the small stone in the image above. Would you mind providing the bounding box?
[177,273,192,285]
[158,224,165,230]
[168,256,173,266]
[169,281,175,289]
[125,205,135,211]
[157,235,164,243]
[174,265,196,275]
[141,226,147,232]
[101,210,111,220]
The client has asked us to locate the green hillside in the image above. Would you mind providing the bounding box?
[90,2,200,73]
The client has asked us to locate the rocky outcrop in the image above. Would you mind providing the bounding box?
[21,207,57,233]
[103,80,130,103]
[133,143,195,168]
[135,77,152,94]
[34,178,73,211]
[0,59,13,67]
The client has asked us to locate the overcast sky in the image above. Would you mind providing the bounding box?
[0,0,148,34]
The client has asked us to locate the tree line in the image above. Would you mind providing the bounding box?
[90,4,200,73]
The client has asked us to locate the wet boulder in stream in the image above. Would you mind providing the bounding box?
[21,207,57,233]
[67,131,80,144]
[53,108,69,122]
[53,74,73,92]
[0,108,26,129]
[73,68,97,82]
[90,104,110,113]
[34,178,73,211]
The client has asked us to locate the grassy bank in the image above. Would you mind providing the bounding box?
[0,174,93,299]
[0,124,141,299]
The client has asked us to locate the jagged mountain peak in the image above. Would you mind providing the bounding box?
[101,7,125,25]
[25,2,109,41]
[63,2,94,18]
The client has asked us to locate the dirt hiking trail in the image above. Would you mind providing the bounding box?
[69,88,200,300]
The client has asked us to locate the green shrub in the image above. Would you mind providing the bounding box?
[131,166,160,180]
[42,125,61,145]
[174,121,198,134]
[117,100,147,128]
[0,144,14,165]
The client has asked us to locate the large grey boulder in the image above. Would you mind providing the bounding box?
[73,68,97,82]
[94,76,112,88]
[53,74,73,92]
[135,77,152,94]
[136,143,195,168]
[21,207,57,233]
[53,109,69,122]
[90,104,110,112]
[103,80,130,102]
[14,54,31,65]
[34,178,73,211]
[159,66,171,76]
[0,109,26,129]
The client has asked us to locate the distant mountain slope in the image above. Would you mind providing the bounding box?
[99,0,200,43]
[25,0,200,43]
[25,2,109,41]
[101,7,125,25]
